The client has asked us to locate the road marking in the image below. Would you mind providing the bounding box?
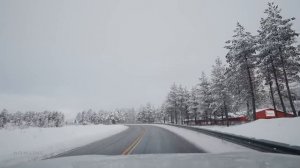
[122,128,145,155]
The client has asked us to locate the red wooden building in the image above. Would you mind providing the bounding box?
[255,108,294,119]
[184,108,294,126]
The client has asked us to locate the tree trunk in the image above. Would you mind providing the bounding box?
[186,109,189,125]
[266,65,278,117]
[269,80,278,116]
[224,101,229,127]
[244,54,256,120]
[194,109,197,125]
[270,56,287,113]
[221,111,224,125]
[279,49,296,116]
[171,109,174,123]
[213,112,216,125]
[179,111,182,125]
[174,109,177,124]
[205,111,208,125]
[246,100,250,119]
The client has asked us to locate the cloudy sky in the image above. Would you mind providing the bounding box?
[0,0,299,119]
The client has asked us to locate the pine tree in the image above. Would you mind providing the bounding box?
[13,111,23,127]
[176,85,190,125]
[166,83,179,124]
[0,109,9,128]
[188,86,200,125]
[275,10,299,116]
[211,58,232,126]
[225,22,257,120]
[258,2,299,115]
[137,103,155,123]
[198,72,213,125]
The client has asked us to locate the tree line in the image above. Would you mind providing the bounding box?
[74,105,164,125]
[158,2,300,126]
[75,108,136,125]
[0,109,65,128]
[74,106,164,125]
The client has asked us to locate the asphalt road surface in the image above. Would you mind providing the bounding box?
[54,125,204,157]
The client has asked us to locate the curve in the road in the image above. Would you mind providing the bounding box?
[54,125,204,158]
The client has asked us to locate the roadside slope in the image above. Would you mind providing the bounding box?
[154,124,256,153]
[195,117,300,146]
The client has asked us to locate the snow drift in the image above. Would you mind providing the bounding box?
[195,117,300,146]
[0,124,127,167]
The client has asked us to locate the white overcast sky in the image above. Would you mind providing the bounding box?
[0,0,299,118]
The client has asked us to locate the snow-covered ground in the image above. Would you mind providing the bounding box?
[0,124,128,167]
[154,124,256,153]
[194,117,300,147]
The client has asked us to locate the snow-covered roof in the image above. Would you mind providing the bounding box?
[255,108,294,115]
[228,111,247,118]
[255,108,273,112]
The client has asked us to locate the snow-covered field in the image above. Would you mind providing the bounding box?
[154,124,256,153]
[194,117,300,146]
[0,124,128,167]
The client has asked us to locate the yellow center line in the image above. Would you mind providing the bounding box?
[122,128,146,155]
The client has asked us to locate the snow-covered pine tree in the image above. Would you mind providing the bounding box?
[160,103,167,123]
[188,86,200,125]
[225,22,258,120]
[166,83,179,124]
[54,112,64,127]
[176,85,190,125]
[197,72,213,125]
[13,111,23,127]
[161,100,175,123]
[274,8,299,116]
[210,58,232,126]
[38,111,48,127]
[136,103,155,123]
[0,109,9,128]
[257,2,300,115]
[75,112,82,124]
